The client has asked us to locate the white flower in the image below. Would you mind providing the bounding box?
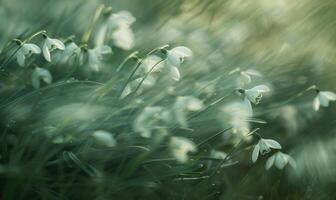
[31,67,52,89]
[210,150,228,160]
[139,55,165,73]
[16,43,41,67]
[252,138,281,162]
[91,130,116,147]
[165,46,193,81]
[86,45,112,71]
[111,26,135,50]
[239,69,262,85]
[133,106,165,138]
[169,136,196,163]
[220,100,252,140]
[173,96,203,127]
[95,10,136,50]
[42,35,65,62]
[60,42,81,63]
[229,68,262,86]
[240,85,270,104]
[313,91,336,111]
[265,152,296,170]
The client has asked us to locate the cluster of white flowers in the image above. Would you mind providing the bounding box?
[16,34,65,67]
[120,46,193,98]
[133,96,202,162]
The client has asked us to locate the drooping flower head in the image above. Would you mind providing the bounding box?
[91,130,116,148]
[95,10,136,50]
[265,151,296,170]
[313,90,336,111]
[82,45,112,72]
[164,46,193,81]
[169,136,196,163]
[172,96,203,127]
[31,67,52,89]
[60,41,81,64]
[252,138,281,162]
[133,106,165,138]
[42,34,65,62]
[16,42,41,67]
[238,85,270,105]
[229,67,262,86]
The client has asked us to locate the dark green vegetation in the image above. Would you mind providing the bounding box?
[1,0,336,199]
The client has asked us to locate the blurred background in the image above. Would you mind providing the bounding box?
[1,0,336,199]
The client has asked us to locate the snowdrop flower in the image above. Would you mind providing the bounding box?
[31,67,52,89]
[169,136,196,163]
[60,42,81,63]
[238,85,270,105]
[313,90,336,111]
[133,106,165,138]
[119,55,164,99]
[265,151,296,170]
[239,69,262,84]
[86,45,112,71]
[210,150,228,160]
[173,96,203,127]
[42,35,65,62]
[139,55,165,74]
[220,100,252,140]
[229,68,262,86]
[95,10,135,50]
[165,46,193,81]
[111,26,135,50]
[91,130,116,147]
[16,43,41,67]
[252,138,281,162]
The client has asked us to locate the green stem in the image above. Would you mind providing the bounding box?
[82,4,105,43]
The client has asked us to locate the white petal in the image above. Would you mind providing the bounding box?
[170,66,181,81]
[243,97,253,115]
[240,72,251,84]
[112,26,135,50]
[252,85,270,92]
[245,89,261,104]
[321,91,336,101]
[263,139,282,149]
[120,85,132,99]
[25,43,41,54]
[16,50,25,67]
[92,130,116,147]
[50,38,65,50]
[117,10,136,25]
[43,43,51,62]
[245,69,262,77]
[96,45,112,54]
[274,153,286,169]
[265,155,275,170]
[171,46,192,58]
[313,96,320,111]
[31,68,52,89]
[318,93,329,107]
[252,145,260,162]
[288,156,297,168]
[167,51,181,67]
[88,50,100,71]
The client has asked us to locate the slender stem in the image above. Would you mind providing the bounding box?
[82,4,105,43]
[131,59,165,96]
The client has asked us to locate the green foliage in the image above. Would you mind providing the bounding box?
[1,0,336,199]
